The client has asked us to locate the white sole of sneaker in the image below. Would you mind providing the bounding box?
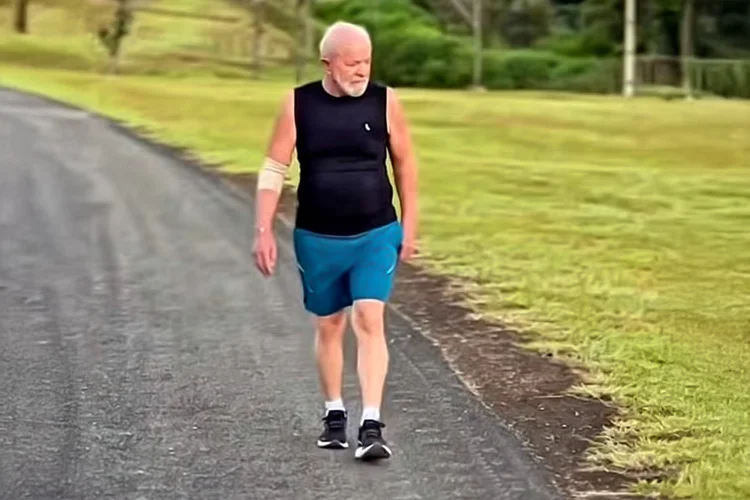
[355,443,392,460]
[317,439,349,449]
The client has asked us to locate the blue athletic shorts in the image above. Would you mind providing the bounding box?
[292,221,404,317]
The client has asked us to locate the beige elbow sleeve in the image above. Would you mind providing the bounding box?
[257,156,290,193]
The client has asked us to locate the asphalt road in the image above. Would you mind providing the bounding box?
[0,88,561,500]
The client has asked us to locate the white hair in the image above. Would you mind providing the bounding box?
[319,21,371,60]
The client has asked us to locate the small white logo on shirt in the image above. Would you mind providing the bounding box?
[364,123,371,132]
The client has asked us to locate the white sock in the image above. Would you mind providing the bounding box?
[325,399,345,415]
[361,406,380,424]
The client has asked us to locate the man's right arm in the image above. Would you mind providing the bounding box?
[255,90,296,233]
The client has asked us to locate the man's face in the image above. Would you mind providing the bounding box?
[326,41,371,97]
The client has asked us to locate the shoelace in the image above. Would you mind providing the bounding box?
[360,420,385,440]
[323,411,347,430]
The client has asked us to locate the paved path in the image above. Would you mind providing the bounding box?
[0,89,561,500]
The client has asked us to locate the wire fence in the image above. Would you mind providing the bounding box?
[551,0,750,98]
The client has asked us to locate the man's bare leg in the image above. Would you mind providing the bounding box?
[314,310,349,449]
[350,299,392,459]
[315,310,348,407]
[351,300,389,423]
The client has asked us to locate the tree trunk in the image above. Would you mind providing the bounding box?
[14,0,29,34]
[681,0,695,98]
[472,0,483,89]
[250,0,265,79]
[295,0,312,83]
[645,0,658,55]
[108,52,120,74]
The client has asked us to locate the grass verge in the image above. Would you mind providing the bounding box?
[1,25,750,500]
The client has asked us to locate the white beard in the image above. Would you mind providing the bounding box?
[337,76,368,97]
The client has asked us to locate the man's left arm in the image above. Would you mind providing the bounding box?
[386,87,419,261]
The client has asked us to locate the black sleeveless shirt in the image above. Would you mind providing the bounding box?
[293,80,397,236]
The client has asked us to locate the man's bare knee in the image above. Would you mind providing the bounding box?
[316,311,348,343]
[351,300,385,338]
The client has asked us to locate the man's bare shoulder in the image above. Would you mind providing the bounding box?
[279,89,295,117]
[385,86,409,128]
[266,89,297,164]
[386,86,407,113]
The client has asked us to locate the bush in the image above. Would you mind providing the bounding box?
[315,0,471,88]
[374,24,472,88]
[314,0,437,31]
[550,57,622,93]
[690,59,750,99]
[477,49,619,93]
[312,0,621,94]
[534,32,615,58]
[312,0,748,99]
[484,50,558,89]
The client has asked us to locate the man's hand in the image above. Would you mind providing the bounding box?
[253,228,277,276]
[400,228,418,262]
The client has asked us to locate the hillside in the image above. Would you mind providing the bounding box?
[2,0,748,99]
[0,0,304,77]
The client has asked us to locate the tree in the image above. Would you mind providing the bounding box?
[13,0,29,34]
[97,0,133,74]
[295,0,314,83]
[493,0,555,48]
[422,0,554,49]
[249,0,265,79]
[680,0,694,97]
[437,0,484,88]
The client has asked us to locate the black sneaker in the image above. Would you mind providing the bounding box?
[317,410,349,449]
[354,419,392,461]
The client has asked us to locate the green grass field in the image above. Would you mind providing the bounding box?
[1,2,750,498]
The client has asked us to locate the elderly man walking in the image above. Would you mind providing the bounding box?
[252,21,419,461]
